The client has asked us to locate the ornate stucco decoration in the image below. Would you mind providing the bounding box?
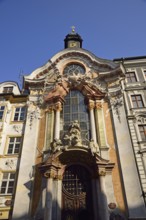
[62,120,82,147]
[27,101,40,129]
[5,158,17,170]
[23,49,125,120]
[107,94,123,122]
[48,121,99,156]
[24,49,125,98]
[43,70,106,106]
[134,113,146,124]
[13,125,22,133]
[39,149,114,179]
[44,80,69,104]
[26,50,123,80]
[50,120,84,153]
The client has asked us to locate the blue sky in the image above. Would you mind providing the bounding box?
[0,0,146,85]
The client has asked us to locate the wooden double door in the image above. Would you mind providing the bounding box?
[61,165,93,220]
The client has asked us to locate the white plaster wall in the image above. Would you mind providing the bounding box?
[12,103,40,219]
[105,174,116,205]
[111,103,146,218]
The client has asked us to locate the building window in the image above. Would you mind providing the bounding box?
[61,90,90,144]
[143,70,146,78]
[131,95,144,108]
[7,137,22,154]
[139,125,146,141]
[13,107,26,121]
[0,106,5,120]
[126,72,137,83]
[0,173,15,195]
[3,86,13,93]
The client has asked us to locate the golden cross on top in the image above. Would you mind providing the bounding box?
[71,26,75,33]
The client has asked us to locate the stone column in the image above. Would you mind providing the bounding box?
[95,100,106,148]
[45,177,53,220]
[54,102,62,139]
[56,179,62,220]
[98,169,109,220]
[92,179,98,220]
[45,107,54,150]
[88,100,97,143]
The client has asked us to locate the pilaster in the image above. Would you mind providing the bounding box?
[54,102,62,140]
[45,107,54,150]
[95,100,107,148]
[111,100,146,218]
[88,100,97,143]
[97,168,109,220]
[45,177,53,220]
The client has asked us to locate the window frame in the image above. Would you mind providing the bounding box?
[3,86,13,93]
[131,95,144,108]
[12,106,26,122]
[142,69,146,81]
[6,136,22,155]
[0,172,16,195]
[126,71,137,83]
[138,125,146,141]
[0,105,5,120]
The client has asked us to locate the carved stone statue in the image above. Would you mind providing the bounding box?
[63,120,82,147]
[63,134,71,146]
[89,139,99,155]
[51,138,62,152]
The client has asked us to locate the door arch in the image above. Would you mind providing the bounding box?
[61,164,93,220]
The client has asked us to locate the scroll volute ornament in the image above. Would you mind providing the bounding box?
[54,101,62,111]
[81,82,105,100]
[44,81,69,103]
[88,100,95,110]
[98,167,106,176]
[95,101,103,109]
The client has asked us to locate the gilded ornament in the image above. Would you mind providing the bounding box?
[54,102,62,111]
[88,101,95,110]
[95,102,102,109]
[98,169,106,176]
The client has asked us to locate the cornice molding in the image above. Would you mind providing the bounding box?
[24,49,124,85]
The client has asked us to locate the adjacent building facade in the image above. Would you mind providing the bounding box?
[0,30,146,220]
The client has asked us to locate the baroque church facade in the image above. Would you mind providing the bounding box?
[0,30,146,220]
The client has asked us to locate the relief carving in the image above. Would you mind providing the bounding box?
[62,120,82,147]
[135,114,146,124]
[44,81,69,103]
[27,102,40,129]
[89,139,99,155]
[5,159,17,170]
[107,95,123,122]
[50,120,83,153]
[13,125,22,133]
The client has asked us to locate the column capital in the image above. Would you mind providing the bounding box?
[98,168,106,176]
[44,170,56,179]
[88,100,95,110]
[95,101,103,109]
[56,175,63,180]
[54,101,62,111]
[45,106,54,112]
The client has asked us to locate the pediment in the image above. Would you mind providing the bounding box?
[24,48,125,89]
[40,149,114,178]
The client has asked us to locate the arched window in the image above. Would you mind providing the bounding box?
[60,90,90,144]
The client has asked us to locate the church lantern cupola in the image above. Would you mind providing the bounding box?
[64,26,83,49]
